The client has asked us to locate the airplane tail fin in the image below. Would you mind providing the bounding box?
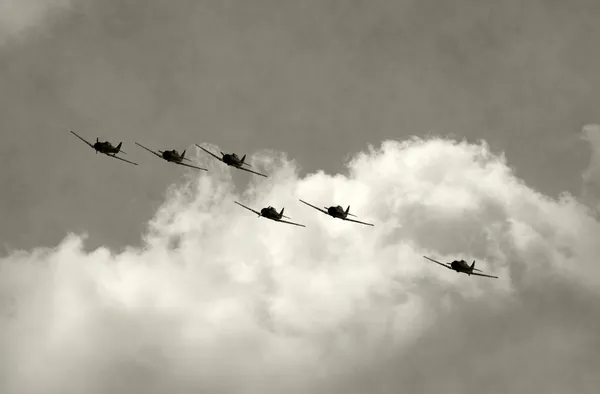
[280,207,291,219]
[346,205,357,217]
[116,142,127,154]
[181,149,192,161]
[471,260,483,272]
[239,154,253,167]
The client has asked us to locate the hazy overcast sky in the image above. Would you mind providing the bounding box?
[2,2,600,394]
[2,0,600,251]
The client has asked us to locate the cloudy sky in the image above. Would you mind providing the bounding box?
[1,1,600,393]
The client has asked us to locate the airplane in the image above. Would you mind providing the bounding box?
[422,256,498,279]
[70,131,138,166]
[234,201,305,227]
[135,142,207,171]
[298,199,374,226]
[195,144,268,178]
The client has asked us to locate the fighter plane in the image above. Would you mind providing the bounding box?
[195,144,268,178]
[234,201,305,227]
[423,256,498,279]
[135,142,207,171]
[70,131,138,166]
[298,199,374,226]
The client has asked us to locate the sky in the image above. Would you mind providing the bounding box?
[1,1,600,393]
[2,0,600,251]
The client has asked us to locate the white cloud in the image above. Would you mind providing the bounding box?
[1,137,600,393]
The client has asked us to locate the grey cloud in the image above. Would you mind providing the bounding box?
[1,0,599,252]
[0,0,73,45]
[2,1,600,392]
[581,123,600,212]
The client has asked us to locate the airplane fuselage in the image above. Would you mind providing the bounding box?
[162,150,183,163]
[222,154,242,167]
[260,207,281,220]
[450,260,473,275]
[93,142,118,154]
[327,206,346,218]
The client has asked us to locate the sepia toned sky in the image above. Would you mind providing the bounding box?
[2,0,600,251]
[2,2,600,394]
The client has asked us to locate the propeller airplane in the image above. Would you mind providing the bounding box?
[70,131,138,166]
[196,144,268,177]
[135,142,207,171]
[298,199,374,226]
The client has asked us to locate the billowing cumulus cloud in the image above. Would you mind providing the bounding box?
[1,137,600,394]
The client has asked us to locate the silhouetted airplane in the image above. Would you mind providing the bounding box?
[298,199,374,226]
[196,144,268,177]
[70,131,138,166]
[423,256,498,279]
[135,142,207,171]
[234,201,305,227]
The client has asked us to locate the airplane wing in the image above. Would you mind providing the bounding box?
[298,199,329,215]
[423,256,453,270]
[470,272,499,279]
[342,217,374,226]
[195,144,224,162]
[276,218,306,227]
[70,131,95,149]
[175,162,208,171]
[135,142,162,158]
[234,201,262,216]
[236,166,268,178]
[104,153,138,166]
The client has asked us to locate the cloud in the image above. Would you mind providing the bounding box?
[581,123,600,213]
[1,137,600,394]
[0,0,73,45]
